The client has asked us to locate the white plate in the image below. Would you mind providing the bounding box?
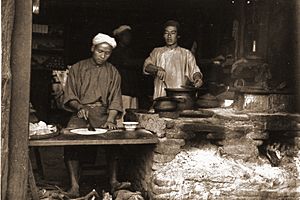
[122,122,139,125]
[70,128,107,135]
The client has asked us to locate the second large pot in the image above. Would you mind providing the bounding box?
[153,96,180,112]
[165,88,197,110]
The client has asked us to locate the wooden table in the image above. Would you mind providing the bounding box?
[29,128,159,146]
[28,128,158,199]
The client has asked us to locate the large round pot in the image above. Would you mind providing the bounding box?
[165,88,197,110]
[153,96,180,112]
[196,93,220,108]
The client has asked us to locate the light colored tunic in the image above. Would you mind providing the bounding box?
[63,58,123,113]
[143,46,202,99]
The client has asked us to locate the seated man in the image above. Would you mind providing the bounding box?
[143,20,203,99]
[63,33,128,197]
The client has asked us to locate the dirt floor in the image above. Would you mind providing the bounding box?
[30,146,111,197]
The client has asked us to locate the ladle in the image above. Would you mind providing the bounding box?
[162,80,168,88]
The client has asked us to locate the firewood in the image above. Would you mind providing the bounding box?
[70,189,99,200]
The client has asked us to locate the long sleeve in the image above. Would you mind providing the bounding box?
[143,48,159,75]
[107,69,123,113]
[63,64,81,111]
[185,50,202,81]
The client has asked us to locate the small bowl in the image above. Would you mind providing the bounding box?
[122,122,139,131]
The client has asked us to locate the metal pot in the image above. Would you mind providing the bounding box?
[153,96,180,112]
[165,88,197,110]
[196,93,220,108]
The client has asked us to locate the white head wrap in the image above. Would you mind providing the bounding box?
[92,33,117,48]
[113,25,131,36]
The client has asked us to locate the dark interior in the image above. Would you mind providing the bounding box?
[31,0,239,123]
[34,0,235,63]
[30,0,297,123]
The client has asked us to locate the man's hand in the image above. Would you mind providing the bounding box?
[77,107,89,120]
[102,121,118,130]
[157,67,166,80]
[194,78,203,88]
[68,100,89,119]
[193,72,203,88]
[102,109,119,130]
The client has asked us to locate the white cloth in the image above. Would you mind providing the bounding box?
[92,33,117,48]
[113,25,131,36]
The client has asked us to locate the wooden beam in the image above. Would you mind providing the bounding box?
[296,0,300,112]
[7,0,32,199]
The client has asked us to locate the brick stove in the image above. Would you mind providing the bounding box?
[123,106,300,199]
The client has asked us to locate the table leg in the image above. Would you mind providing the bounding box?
[33,147,44,178]
[28,160,40,200]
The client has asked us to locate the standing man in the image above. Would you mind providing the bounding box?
[63,33,124,197]
[110,25,143,114]
[143,20,203,99]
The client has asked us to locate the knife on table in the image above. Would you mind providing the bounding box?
[86,117,96,131]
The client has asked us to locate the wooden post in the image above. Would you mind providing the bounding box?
[296,0,300,112]
[257,0,270,60]
[7,0,32,199]
[237,0,245,58]
[1,0,15,199]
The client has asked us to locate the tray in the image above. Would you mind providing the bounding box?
[29,130,60,140]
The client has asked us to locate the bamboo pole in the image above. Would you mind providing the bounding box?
[7,0,32,199]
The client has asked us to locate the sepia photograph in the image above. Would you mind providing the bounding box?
[1,0,300,199]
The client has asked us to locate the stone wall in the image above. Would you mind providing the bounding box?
[128,109,300,199]
[118,145,155,199]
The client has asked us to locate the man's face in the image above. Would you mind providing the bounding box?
[91,43,113,65]
[119,30,132,46]
[164,26,178,47]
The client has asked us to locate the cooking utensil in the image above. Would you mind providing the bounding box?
[181,85,208,96]
[86,117,96,131]
[29,130,60,140]
[153,96,180,112]
[165,87,197,110]
[162,80,168,88]
[180,85,195,89]
[196,93,220,108]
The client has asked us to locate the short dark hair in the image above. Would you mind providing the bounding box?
[164,20,180,32]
